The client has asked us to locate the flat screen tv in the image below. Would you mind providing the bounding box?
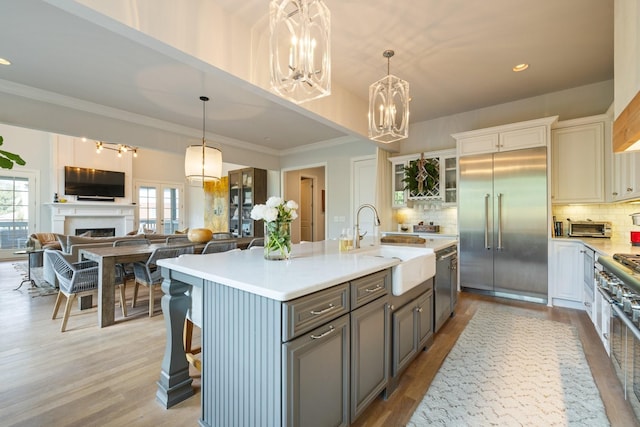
[64,166,125,198]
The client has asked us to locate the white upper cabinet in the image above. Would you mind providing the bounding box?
[612,150,640,202]
[453,116,558,158]
[551,117,606,204]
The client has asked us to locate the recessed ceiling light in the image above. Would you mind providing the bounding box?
[512,63,529,72]
[0,57,11,66]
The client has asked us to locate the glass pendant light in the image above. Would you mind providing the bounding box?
[269,0,331,104]
[368,50,410,143]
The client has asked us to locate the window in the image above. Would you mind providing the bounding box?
[0,171,38,256]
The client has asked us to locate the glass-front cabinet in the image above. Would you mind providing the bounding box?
[389,149,457,208]
[228,167,267,238]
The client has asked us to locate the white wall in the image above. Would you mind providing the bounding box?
[280,138,377,239]
[402,80,614,155]
[0,123,51,231]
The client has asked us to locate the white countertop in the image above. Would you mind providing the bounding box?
[381,231,458,252]
[157,240,435,302]
[553,237,640,257]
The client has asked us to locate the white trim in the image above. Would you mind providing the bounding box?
[0,168,40,259]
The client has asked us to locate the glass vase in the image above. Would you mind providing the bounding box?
[264,220,292,260]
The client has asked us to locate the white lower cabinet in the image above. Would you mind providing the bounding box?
[549,240,584,308]
[594,285,611,356]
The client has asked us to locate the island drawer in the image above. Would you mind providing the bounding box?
[282,283,350,342]
[351,269,390,309]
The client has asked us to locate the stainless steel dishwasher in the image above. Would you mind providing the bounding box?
[434,244,457,332]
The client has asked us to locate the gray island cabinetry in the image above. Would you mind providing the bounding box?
[155,241,405,427]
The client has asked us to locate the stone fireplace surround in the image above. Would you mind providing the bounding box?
[47,203,135,236]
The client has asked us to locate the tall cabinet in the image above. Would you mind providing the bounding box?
[228,167,267,238]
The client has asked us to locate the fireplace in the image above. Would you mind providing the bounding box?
[48,203,135,236]
[76,228,116,237]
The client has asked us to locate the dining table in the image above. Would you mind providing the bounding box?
[79,242,203,327]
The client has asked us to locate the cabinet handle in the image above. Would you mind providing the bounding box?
[484,194,491,250]
[415,307,423,313]
[629,188,634,192]
[310,304,334,315]
[388,304,395,311]
[584,302,592,307]
[365,285,383,293]
[310,325,335,340]
[612,192,619,196]
[603,333,609,341]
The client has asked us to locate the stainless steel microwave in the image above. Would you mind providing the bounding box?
[568,221,611,238]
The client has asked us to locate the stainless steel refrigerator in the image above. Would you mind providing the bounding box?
[458,146,548,302]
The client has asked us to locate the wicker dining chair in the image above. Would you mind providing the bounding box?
[247,237,264,249]
[131,245,195,317]
[113,238,150,287]
[165,235,190,244]
[211,232,234,240]
[202,240,237,254]
[47,249,126,332]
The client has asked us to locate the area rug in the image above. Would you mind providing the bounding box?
[408,303,610,426]
[12,262,58,297]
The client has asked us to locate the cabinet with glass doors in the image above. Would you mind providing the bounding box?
[228,167,267,238]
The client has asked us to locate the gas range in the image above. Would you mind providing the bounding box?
[613,253,640,273]
[597,256,640,333]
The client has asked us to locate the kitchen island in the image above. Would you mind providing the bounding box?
[156,240,433,426]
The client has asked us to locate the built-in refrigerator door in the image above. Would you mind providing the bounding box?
[459,153,494,291]
[492,146,548,301]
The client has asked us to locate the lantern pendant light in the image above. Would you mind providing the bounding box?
[368,50,410,143]
[269,0,331,104]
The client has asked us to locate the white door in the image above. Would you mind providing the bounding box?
[353,157,377,237]
[135,181,184,234]
[300,177,313,241]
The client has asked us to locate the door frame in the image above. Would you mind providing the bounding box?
[281,162,327,242]
[133,179,185,233]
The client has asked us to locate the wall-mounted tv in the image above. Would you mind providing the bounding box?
[64,166,125,199]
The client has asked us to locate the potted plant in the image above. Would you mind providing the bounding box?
[0,136,26,169]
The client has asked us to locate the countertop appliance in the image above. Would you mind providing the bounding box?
[568,220,611,238]
[434,243,457,332]
[596,255,640,420]
[458,146,548,302]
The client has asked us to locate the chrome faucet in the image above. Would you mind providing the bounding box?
[354,204,381,249]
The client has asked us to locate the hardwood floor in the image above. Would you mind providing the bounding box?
[1,260,637,426]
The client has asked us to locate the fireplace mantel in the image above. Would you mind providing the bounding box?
[46,203,135,236]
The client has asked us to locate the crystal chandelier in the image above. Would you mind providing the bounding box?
[184,96,222,186]
[368,50,410,143]
[269,0,331,104]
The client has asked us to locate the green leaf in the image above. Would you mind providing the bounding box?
[0,150,26,166]
[0,156,14,169]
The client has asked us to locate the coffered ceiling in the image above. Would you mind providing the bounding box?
[0,0,613,156]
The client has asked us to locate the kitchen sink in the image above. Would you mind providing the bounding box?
[358,245,436,296]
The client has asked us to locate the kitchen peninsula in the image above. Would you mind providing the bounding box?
[156,240,435,426]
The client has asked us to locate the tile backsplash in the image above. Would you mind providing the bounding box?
[394,203,458,235]
[552,203,640,241]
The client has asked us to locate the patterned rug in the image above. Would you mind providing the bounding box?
[408,304,610,426]
[12,262,58,297]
